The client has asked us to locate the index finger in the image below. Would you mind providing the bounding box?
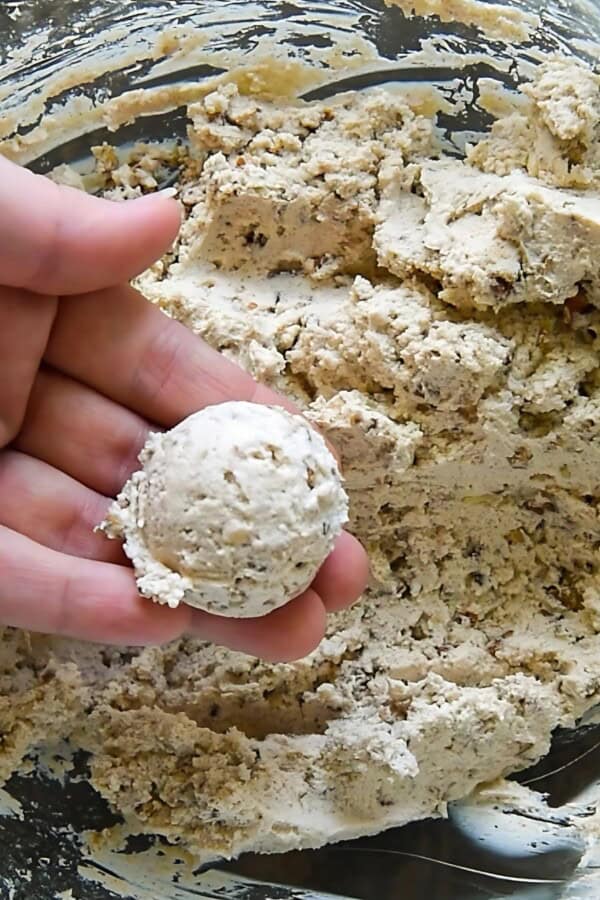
[0,156,181,295]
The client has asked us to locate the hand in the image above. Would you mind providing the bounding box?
[0,156,369,661]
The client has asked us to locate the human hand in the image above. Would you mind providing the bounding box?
[0,156,369,661]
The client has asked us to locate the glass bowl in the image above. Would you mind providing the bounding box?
[1,2,600,898]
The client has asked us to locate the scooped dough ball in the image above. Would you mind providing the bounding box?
[101,401,349,618]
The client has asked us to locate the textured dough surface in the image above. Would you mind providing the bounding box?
[101,402,348,617]
[1,58,600,862]
[375,160,600,311]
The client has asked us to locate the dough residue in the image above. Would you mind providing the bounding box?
[384,0,539,41]
[1,56,600,862]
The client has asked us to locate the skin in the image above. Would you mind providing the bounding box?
[0,156,369,663]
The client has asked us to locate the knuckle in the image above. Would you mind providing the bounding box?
[0,452,15,503]
[112,420,150,494]
[56,491,103,556]
[52,570,74,636]
[52,515,75,556]
[131,323,183,416]
[22,178,63,294]
[0,414,21,447]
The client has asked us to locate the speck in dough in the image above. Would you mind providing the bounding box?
[101,402,348,617]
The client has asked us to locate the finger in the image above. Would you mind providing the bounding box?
[1,444,351,652]
[0,285,57,445]
[0,524,327,657]
[187,590,328,663]
[0,450,125,564]
[16,368,152,496]
[0,525,191,645]
[311,531,370,613]
[44,284,298,427]
[17,366,340,511]
[0,156,181,295]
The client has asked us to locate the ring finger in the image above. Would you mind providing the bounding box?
[0,449,125,563]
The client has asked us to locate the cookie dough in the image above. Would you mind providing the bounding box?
[375,159,600,311]
[100,402,348,617]
[1,55,600,863]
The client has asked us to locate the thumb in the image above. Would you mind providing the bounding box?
[0,155,181,295]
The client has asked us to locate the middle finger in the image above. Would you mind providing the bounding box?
[44,283,294,427]
[16,367,153,496]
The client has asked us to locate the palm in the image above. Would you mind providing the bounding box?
[0,157,368,660]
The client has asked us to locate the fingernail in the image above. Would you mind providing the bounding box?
[135,187,178,203]
[156,187,178,199]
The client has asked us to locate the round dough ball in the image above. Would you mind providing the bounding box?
[101,401,349,617]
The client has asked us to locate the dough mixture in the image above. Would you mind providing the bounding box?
[100,402,348,616]
[1,55,600,861]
